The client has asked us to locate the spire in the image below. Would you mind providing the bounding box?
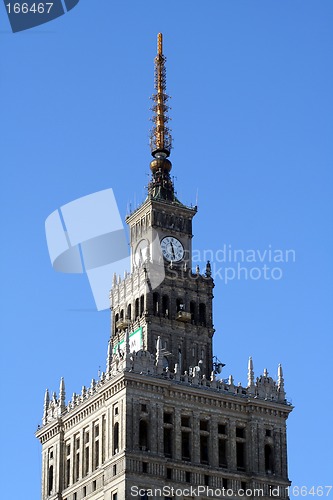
[106,339,112,375]
[247,356,255,388]
[277,363,286,401]
[150,33,172,159]
[149,34,175,202]
[42,388,50,425]
[59,377,66,412]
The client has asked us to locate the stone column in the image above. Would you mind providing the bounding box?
[174,408,181,460]
[192,412,200,463]
[99,415,103,467]
[274,427,282,477]
[228,420,237,470]
[89,421,93,474]
[69,434,74,486]
[280,425,288,479]
[210,415,219,467]
[258,422,265,475]
[157,403,164,456]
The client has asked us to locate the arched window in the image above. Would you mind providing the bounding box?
[135,298,140,319]
[265,444,274,473]
[139,420,149,450]
[199,303,206,326]
[115,313,119,330]
[48,465,53,495]
[113,422,119,454]
[162,295,170,318]
[153,293,159,315]
[140,295,145,316]
[176,298,184,312]
[120,309,124,320]
[190,301,196,323]
[127,303,131,321]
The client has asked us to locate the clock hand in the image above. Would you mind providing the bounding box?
[170,242,175,259]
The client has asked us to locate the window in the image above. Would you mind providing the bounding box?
[236,426,245,438]
[219,438,227,467]
[135,298,139,318]
[153,292,159,314]
[162,295,170,318]
[113,422,119,454]
[142,462,148,473]
[112,493,118,500]
[113,464,117,475]
[204,475,209,486]
[265,444,274,473]
[200,419,208,431]
[48,465,53,495]
[141,403,147,412]
[164,427,173,457]
[218,424,226,434]
[223,478,228,489]
[73,493,77,500]
[199,303,206,326]
[114,405,119,416]
[200,435,209,464]
[185,471,191,483]
[266,429,272,437]
[139,420,149,450]
[241,482,247,491]
[92,480,96,491]
[176,298,184,312]
[140,294,144,315]
[236,442,245,470]
[127,303,132,320]
[164,412,173,424]
[166,468,172,480]
[83,486,86,497]
[190,301,196,323]
[182,431,191,461]
[181,415,190,427]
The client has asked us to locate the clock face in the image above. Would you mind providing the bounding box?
[134,239,149,267]
[161,236,184,262]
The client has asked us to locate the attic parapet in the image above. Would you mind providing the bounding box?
[37,349,290,431]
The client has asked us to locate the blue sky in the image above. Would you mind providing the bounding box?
[1,1,332,498]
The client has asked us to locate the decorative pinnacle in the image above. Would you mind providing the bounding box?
[150,33,172,158]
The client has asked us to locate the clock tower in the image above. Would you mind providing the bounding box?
[112,34,214,378]
[36,34,293,500]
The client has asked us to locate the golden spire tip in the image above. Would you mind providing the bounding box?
[157,33,163,55]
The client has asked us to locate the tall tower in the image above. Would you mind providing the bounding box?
[36,34,293,500]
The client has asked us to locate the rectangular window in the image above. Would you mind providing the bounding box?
[200,420,208,431]
[83,486,86,497]
[164,428,173,458]
[92,480,96,491]
[236,427,245,438]
[112,493,118,500]
[218,424,226,434]
[236,441,245,470]
[164,412,173,424]
[219,438,227,467]
[142,462,148,473]
[166,468,172,480]
[185,471,191,483]
[113,464,117,476]
[223,478,228,489]
[181,431,191,461]
[181,415,190,427]
[200,435,209,464]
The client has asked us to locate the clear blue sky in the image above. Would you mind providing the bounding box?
[1,1,332,498]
